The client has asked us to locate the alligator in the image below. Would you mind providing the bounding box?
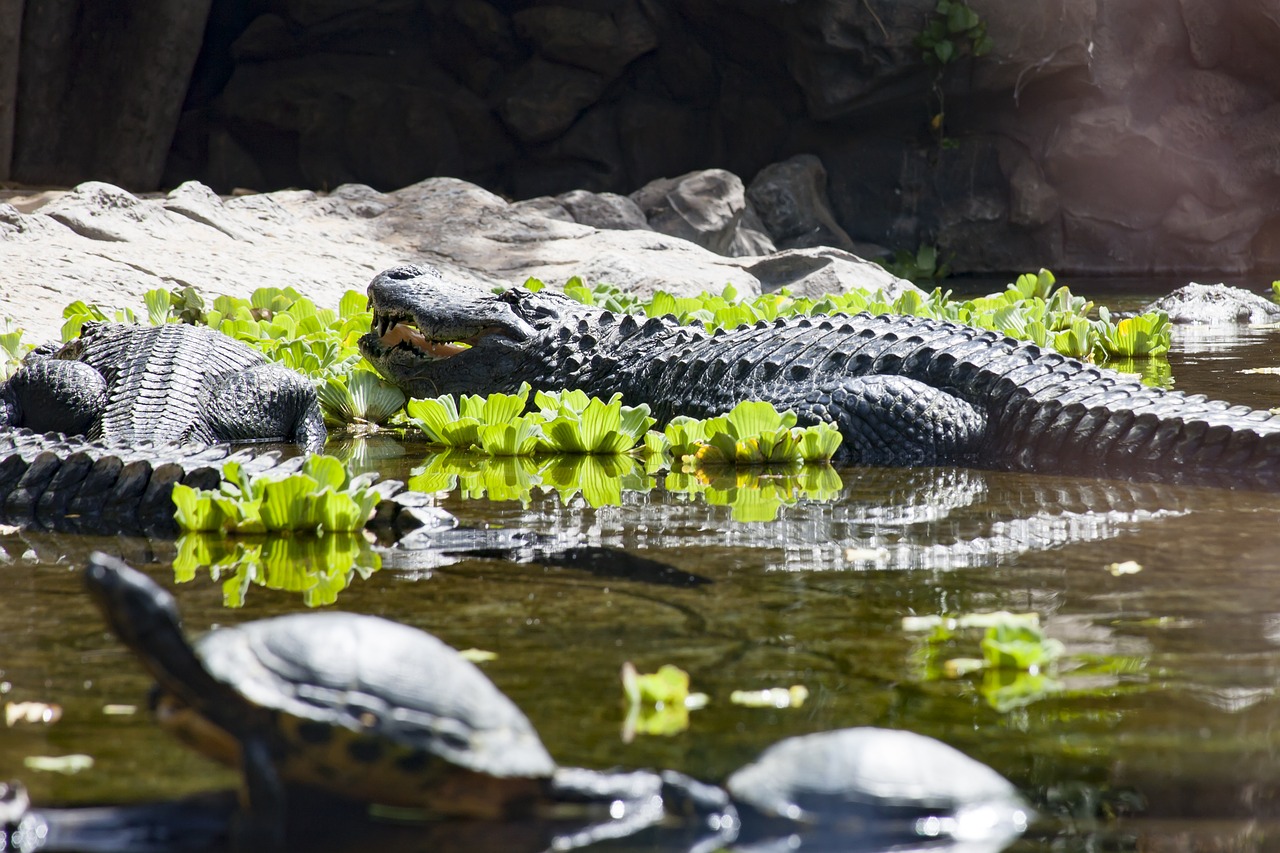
[1138,282,1280,325]
[360,264,1280,490]
[1,321,326,449]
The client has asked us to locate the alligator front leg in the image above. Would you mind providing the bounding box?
[193,365,327,452]
[0,359,107,435]
[796,375,986,466]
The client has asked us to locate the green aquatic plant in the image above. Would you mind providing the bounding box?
[729,685,810,709]
[537,454,650,507]
[534,389,655,454]
[171,454,382,534]
[547,267,1169,363]
[880,244,951,285]
[0,321,26,380]
[620,662,708,742]
[173,532,380,608]
[316,369,407,428]
[405,384,532,449]
[905,611,1067,711]
[408,451,542,504]
[406,385,656,457]
[686,401,843,466]
[1094,308,1171,358]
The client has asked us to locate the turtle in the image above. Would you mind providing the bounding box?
[723,727,1032,848]
[82,552,676,843]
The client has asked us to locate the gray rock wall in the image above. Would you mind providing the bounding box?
[4,0,1280,276]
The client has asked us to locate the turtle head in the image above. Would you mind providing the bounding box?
[84,552,185,660]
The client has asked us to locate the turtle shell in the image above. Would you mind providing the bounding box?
[726,727,1023,824]
[164,611,556,809]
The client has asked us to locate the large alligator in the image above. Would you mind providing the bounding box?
[360,264,1280,490]
[0,321,327,533]
[1,321,326,449]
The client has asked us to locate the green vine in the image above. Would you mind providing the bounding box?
[916,0,994,146]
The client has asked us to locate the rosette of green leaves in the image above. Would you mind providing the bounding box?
[1094,308,1171,358]
[620,662,708,742]
[533,389,654,454]
[406,384,532,448]
[0,321,26,381]
[171,454,381,534]
[690,401,843,465]
[317,368,407,427]
[662,416,710,459]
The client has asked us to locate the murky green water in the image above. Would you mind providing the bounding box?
[6,303,1280,851]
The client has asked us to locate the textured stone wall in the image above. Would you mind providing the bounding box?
[5,0,1280,276]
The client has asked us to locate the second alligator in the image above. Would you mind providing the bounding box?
[362,264,1280,489]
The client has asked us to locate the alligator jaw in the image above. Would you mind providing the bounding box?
[364,264,536,364]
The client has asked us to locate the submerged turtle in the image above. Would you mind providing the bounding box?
[82,552,670,840]
[723,727,1031,847]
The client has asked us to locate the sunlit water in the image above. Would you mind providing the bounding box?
[5,293,1280,851]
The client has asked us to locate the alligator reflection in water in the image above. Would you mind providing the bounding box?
[436,462,1195,573]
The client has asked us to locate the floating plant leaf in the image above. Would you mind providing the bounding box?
[477,416,544,456]
[980,622,1065,672]
[170,484,224,532]
[729,685,809,709]
[317,371,406,427]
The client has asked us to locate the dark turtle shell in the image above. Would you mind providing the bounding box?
[187,611,556,786]
[726,728,1026,825]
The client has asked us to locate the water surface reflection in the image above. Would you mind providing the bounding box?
[4,320,1280,851]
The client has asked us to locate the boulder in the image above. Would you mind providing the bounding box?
[739,247,919,300]
[512,189,650,231]
[631,168,773,257]
[376,178,760,296]
[0,176,917,342]
[511,1,657,77]
[10,0,211,189]
[747,154,855,252]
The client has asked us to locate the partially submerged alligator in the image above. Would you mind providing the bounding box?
[1139,282,1280,325]
[0,321,324,534]
[1,321,326,449]
[361,264,1280,489]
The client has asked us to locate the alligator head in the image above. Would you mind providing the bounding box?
[359,264,593,398]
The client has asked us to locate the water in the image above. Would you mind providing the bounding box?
[5,307,1280,851]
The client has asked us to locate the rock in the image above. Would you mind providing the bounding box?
[738,247,920,300]
[968,0,1097,92]
[632,169,763,256]
[511,1,657,77]
[10,0,211,189]
[0,0,19,181]
[1042,105,1188,232]
[731,205,777,257]
[0,176,925,344]
[495,58,609,144]
[377,178,761,296]
[513,190,650,231]
[1139,283,1280,325]
[747,154,855,252]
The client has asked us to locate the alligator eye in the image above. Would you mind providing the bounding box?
[384,265,424,281]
